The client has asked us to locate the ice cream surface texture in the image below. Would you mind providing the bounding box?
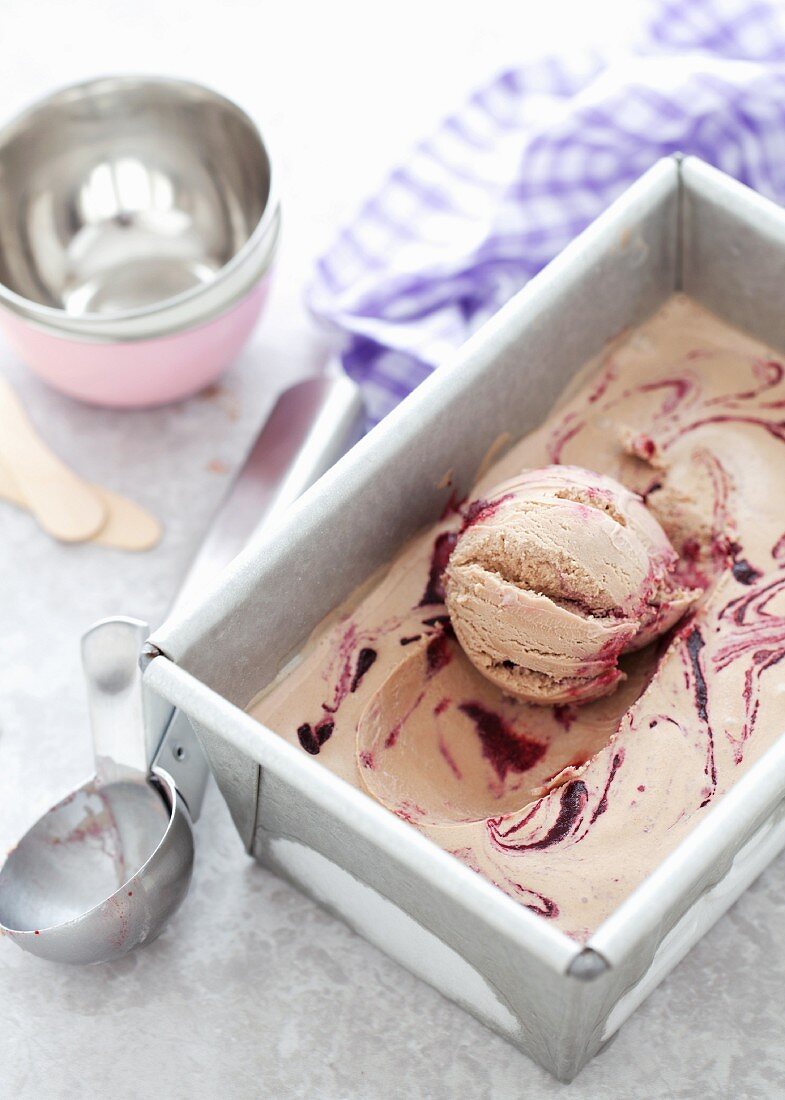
[444,466,697,704]
[251,296,785,939]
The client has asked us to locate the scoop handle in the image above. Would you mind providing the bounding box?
[81,616,152,784]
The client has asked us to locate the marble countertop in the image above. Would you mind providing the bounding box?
[1,2,783,1096]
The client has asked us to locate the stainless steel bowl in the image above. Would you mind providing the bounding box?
[0,76,280,404]
[0,73,278,338]
[0,75,279,343]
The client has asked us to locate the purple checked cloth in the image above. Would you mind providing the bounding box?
[308,0,785,424]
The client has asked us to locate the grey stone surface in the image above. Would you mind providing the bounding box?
[1,1,784,1096]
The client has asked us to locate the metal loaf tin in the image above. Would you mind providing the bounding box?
[144,156,785,1082]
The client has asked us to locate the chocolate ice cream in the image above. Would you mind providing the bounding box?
[444,466,697,704]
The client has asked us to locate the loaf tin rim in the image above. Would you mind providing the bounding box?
[146,154,785,978]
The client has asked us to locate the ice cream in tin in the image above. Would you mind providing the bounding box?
[251,295,785,939]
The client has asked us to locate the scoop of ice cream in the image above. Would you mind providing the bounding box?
[444,465,698,704]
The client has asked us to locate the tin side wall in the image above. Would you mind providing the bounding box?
[682,157,785,352]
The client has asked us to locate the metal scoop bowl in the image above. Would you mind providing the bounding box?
[0,771,191,965]
[0,616,199,965]
[0,375,363,963]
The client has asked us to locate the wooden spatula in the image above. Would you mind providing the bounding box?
[0,377,107,542]
[0,457,161,551]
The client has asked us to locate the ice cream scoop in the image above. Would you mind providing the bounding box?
[444,465,698,705]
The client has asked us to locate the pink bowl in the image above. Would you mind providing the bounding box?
[0,276,272,408]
